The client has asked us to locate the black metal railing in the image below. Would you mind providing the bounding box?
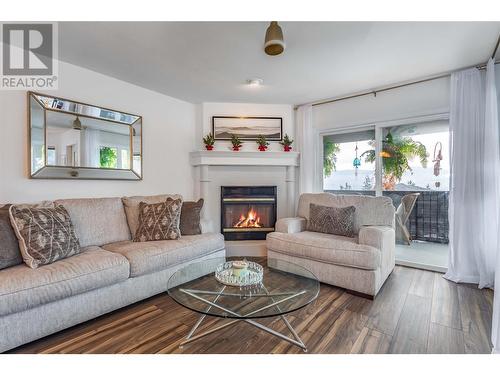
[324,190,449,244]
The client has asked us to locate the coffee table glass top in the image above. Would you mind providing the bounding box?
[167,257,320,319]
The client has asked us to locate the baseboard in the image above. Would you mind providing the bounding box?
[396,259,447,273]
[225,240,267,257]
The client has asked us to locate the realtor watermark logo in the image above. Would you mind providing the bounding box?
[1,22,58,90]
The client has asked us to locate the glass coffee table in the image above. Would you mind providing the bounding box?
[167,257,320,352]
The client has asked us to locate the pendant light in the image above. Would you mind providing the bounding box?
[264,21,285,56]
[72,116,82,131]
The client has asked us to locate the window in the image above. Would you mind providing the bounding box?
[47,146,56,165]
[99,146,118,168]
[381,121,449,192]
[323,130,375,193]
[121,149,130,169]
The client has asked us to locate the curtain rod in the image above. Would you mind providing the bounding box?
[294,59,500,110]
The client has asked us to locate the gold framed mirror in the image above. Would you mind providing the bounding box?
[28,92,143,180]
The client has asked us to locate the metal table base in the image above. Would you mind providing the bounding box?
[178,286,308,352]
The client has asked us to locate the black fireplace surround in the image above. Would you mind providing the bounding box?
[221,186,277,241]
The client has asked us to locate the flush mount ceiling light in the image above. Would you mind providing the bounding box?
[72,116,82,130]
[246,78,264,87]
[264,21,285,56]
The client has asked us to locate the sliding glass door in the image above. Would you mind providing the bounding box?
[322,119,450,271]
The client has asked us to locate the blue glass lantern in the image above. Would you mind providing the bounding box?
[353,143,361,176]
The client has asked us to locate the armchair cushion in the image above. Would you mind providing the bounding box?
[275,217,306,233]
[267,231,380,270]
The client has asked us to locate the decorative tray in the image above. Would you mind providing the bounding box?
[215,260,263,287]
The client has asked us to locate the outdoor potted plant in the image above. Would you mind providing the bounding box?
[280,134,294,152]
[256,135,269,151]
[203,133,215,151]
[231,134,243,151]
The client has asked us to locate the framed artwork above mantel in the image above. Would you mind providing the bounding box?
[212,116,283,141]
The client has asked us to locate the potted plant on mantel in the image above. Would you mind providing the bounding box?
[203,133,215,151]
[231,134,243,151]
[256,135,269,151]
[280,134,294,152]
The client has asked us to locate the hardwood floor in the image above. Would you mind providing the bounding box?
[9,266,494,354]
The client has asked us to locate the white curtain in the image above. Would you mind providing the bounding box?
[81,128,100,168]
[444,60,500,353]
[445,67,486,284]
[296,104,320,195]
[485,58,500,354]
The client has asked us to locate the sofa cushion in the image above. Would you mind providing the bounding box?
[122,194,183,237]
[266,231,381,270]
[9,204,81,269]
[56,197,131,247]
[0,205,23,270]
[134,199,182,242]
[103,233,225,277]
[297,193,395,234]
[180,199,204,235]
[0,246,129,316]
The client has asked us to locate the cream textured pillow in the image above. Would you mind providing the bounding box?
[9,204,81,268]
[122,194,182,236]
[133,199,182,242]
[307,203,356,238]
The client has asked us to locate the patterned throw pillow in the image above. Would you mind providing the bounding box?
[307,203,356,237]
[180,199,204,235]
[134,199,182,242]
[9,205,81,269]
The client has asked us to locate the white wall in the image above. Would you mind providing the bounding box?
[197,102,294,151]
[313,76,450,131]
[0,61,197,204]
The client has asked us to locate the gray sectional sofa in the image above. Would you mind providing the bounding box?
[0,196,225,352]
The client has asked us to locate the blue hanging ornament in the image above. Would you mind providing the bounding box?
[353,142,361,176]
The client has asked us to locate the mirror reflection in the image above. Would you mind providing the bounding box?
[29,92,142,180]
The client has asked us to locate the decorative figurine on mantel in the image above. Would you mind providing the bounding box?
[256,135,269,151]
[231,134,243,151]
[203,133,215,151]
[280,134,294,152]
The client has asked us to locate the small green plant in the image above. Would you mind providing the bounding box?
[231,134,243,150]
[280,134,294,151]
[256,135,269,150]
[203,133,215,147]
[280,134,294,147]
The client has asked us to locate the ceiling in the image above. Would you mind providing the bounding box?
[58,22,500,105]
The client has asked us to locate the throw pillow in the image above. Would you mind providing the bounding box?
[0,204,23,270]
[122,194,183,237]
[134,198,182,242]
[307,203,356,237]
[9,204,81,269]
[180,199,204,235]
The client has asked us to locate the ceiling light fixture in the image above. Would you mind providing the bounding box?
[246,78,263,87]
[73,116,82,131]
[264,21,285,56]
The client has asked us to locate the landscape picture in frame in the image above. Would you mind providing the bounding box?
[212,116,283,141]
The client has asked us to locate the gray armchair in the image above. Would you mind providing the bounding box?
[266,193,395,298]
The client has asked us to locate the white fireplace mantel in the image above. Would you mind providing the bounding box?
[189,150,300,167]
[190,150,300,230]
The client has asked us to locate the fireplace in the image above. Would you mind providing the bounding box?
[221,186,277,241]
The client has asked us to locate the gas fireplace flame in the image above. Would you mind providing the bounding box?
[234,208,263,228]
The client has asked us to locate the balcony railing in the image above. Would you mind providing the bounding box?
[324,190,449,244]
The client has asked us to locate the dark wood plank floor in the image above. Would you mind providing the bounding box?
[9,266,494,354]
